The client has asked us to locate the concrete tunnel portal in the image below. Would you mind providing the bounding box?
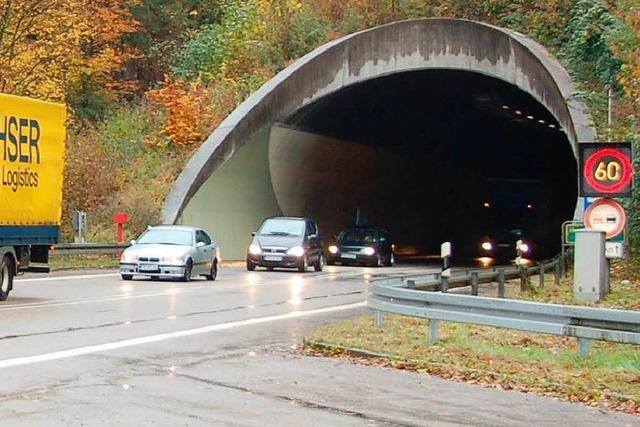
[163,18,597,261]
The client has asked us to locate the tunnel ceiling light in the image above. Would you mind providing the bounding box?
[501,105,510,110]
[538,119,545,124]
[515,110,522,115]
[483,202,491,208]
[526,115,534,120]
[527,204,534,209]
[548,124,556,129]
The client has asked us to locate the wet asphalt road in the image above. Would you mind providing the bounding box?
[0,265,637,426]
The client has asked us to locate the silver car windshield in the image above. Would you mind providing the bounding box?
[258,219,304,237]
[137,229,193,246]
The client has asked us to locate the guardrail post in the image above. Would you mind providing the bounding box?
[407,280,416,289]
[471,272,479,296]
[578,337,592,356]
[520,267,529,292]
[554,261,561,286]
[373,310,384,327]
[428,319,440,343]
[538,264,545,289]
[497,270,505,298]
[441,277,449,293]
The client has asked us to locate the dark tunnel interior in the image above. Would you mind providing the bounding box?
[280,70,577,261]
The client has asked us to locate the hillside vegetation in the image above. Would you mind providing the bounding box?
[1,0,639,244]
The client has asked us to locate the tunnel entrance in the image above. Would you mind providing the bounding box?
[272,70,577,260]
[167,18,595,261]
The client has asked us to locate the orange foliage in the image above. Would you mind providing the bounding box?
[145,78,216,147]
[0,0,139,103]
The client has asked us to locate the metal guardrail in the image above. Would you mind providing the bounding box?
[368,255,640,355]
[50,243,129,256]
[376,254,569,298]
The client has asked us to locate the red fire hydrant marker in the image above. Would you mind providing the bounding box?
[113,212,129,244]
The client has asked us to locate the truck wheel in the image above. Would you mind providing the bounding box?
[0,255,14,301]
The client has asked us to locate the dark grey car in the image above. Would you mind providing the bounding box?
[246,217,324,272]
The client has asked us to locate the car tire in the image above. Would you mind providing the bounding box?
[0,255,14,301]
[121,274,133,281]
[205,260,218,281]
[385,253,395,267]
[314,254,324,272]
[246,260,255,271]
[298,257,308,273]
[150,275,160,280]
[182,259,193,282]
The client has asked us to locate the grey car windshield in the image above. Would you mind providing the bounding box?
[137,229,193,246]
[259,219,305,236]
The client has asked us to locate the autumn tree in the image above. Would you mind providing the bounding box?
[0,0,139,118]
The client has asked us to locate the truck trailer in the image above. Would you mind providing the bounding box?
[0,93,66,300]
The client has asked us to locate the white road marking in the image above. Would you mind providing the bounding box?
[0,302,366,369]
[16,273,120,283]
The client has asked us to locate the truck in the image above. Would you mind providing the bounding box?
[0,93,67,300]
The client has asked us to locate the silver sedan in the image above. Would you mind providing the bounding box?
[119,226,219,281]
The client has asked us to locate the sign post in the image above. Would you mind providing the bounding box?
[574,142,633,300]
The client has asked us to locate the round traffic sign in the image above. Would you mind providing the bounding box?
[583,148,633,194]
[584,198,626,239]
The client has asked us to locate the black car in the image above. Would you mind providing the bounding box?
[327,228,394,267]
[246,217,324,272]
[478,227,535,263]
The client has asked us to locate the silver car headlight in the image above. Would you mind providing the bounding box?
[363,247,375,256]
[161,255,184,264]
[249,244,262,255]
[120,252,139,263]
[287,246,305,257]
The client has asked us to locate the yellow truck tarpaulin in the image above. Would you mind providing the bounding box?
[0,93,66,226]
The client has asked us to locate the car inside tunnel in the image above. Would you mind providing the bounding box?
[271,70,577,261]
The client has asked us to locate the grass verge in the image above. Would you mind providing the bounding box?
[48,254,120,271]
[305,315,640,415]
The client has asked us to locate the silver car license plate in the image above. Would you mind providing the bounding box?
[341,253,357,259]
[264,255,283,262]
[139,263,159,272]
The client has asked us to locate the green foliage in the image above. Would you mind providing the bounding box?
[561,0,625,87]
[173,1,257,82]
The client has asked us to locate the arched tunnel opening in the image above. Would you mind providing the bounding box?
[270,70,577,261]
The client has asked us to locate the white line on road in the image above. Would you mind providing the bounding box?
[0,302,366,369]
[16,273,120,283]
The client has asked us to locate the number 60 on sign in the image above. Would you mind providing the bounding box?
[579,143,633,198]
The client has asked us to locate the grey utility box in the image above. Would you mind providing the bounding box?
[574,229,609,303]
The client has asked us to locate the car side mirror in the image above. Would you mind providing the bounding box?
[196,241,206,248]
[251,232,256,237]
[130,239,136,245]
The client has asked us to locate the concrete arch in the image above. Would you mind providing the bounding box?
[163,18,596,259]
